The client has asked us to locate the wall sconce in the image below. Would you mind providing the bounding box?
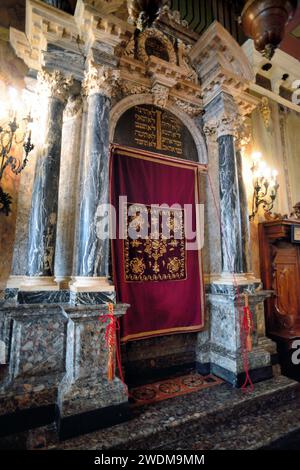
[249,152,279,221]
[0,86,34,216]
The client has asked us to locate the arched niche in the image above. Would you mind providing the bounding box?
[110,94,208,164]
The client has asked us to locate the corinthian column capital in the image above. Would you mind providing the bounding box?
[37,69,74,104]
[82,61,120,99]
[216,114,239,139]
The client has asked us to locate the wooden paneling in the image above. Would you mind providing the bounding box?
[259,221,300,337]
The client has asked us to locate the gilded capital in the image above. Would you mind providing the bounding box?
[82,62,120,99]
[37,69,74,104]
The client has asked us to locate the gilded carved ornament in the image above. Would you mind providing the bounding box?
[259,97,271,130]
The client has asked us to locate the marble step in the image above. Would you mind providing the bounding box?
[160,399,300,450]
[53,375,300,450]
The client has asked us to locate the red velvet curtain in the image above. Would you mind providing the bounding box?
[110,147,205,342]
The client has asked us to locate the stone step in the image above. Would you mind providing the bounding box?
[160,399,300,450]
[52,375,300,450]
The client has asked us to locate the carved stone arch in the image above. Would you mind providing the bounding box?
[110,94,208,164]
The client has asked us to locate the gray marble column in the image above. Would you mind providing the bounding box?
[21,70,73,291]
[218,134,243,274]
[70,63,119,299]
[77,92,110,277]
[54,96,83,288]
[236,149,252,274]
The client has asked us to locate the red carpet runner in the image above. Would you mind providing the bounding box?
[129,373,223,406]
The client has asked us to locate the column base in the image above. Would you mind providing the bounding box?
[212,272,261,286]
[19,277,60,292]
[55,276,71,290]
[5,275,25,289]
[69,276,115,293]
[206,279,274,387]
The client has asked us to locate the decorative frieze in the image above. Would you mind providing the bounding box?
[170,96,202,117]
[82,61,120,98]
[37,69,74,103]
[120,80,149,96]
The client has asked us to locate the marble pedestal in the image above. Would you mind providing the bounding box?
[2,287,116,307]
[0,303,129,441]
[203,283,274,387]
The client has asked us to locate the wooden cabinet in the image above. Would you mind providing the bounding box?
[259,220,300,378]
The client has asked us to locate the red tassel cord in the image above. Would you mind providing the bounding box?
[239,293,255,391]
[243,294,254,353]
[99,303,127,392]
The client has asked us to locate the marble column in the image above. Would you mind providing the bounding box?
[217,131,243,274]
[236,149,252,274]
[54,95,83,289]
[20,70,73,291]
[70,63,119,302]
[201,95,273,386]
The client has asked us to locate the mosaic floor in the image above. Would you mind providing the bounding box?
[129,373,223,406]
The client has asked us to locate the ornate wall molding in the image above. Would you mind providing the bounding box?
[37,69,74,103]
[169,96,202,117]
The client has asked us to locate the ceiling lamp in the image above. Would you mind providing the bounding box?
[241,0,297,60]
